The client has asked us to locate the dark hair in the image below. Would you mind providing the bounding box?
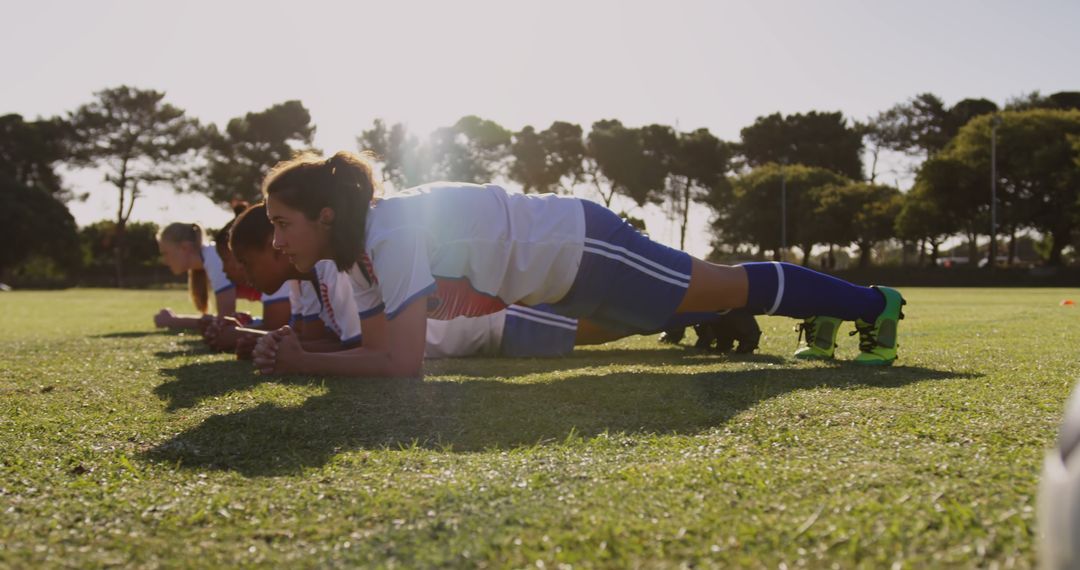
[262,151,377,277]
[229,202,272,254]
[214,201,250,259]
[157,222,209,313]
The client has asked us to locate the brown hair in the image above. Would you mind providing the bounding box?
[215,201,251,259]
[229,202,272,255]
[261,151,378,277]
[158,222,210,313]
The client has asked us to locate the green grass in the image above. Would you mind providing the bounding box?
[1,288,1076,568]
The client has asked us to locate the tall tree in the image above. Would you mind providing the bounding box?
[585,120,668,208]
[666,128,732,250]
[201,100,317,204]
[895,187,954,267]
[870,93,951,160]
[1006,91,1080,112]
[430,115,511,183]
[540,121,587,193]
[508,121,586,194]
[815,182,902,268]
[508,125,548,194]
[67,86,203,285]
[910,156,987,264]
[944,98,999,137]
[0,172,79,279]
[714,163,849,262]
[947,109,1080,266]
[359,119,429,189]
[739,111,864,179]
[0,114,69,199]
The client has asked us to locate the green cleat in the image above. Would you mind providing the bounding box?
[852,286,906,366]
[793,316,842,360]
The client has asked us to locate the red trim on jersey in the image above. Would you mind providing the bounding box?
[359,253,379,285]
[318,283,341,337]
[426,277,508,320]
[237,284,262,301]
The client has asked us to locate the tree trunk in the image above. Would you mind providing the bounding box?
[1049,227,1070,267]
[858,241,872,268]
[930,240,940,266]
[1007,226,1017,267]
[801,243,812,266]
[965,231,978,267]
[868,147,879,184]
[113,162,130,288]
[679,176,691,251]
[916,239,925,267]
[113,221,127,288]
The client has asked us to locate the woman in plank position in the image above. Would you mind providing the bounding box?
[253,152,904,377]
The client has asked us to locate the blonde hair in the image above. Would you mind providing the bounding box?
[158,222,210,313]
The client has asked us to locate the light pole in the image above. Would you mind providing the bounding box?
[990,115,1001,269]
[780,157,787,262]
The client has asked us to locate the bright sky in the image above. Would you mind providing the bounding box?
[4,0,1078,256]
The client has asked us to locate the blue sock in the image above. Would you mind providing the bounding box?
[740,262,885,322]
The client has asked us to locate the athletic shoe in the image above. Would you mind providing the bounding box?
[793,316,841,360]
[659,327,686,345]
[852,286,906,366]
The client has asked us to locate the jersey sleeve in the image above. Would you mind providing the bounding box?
[261,282,290,306]
[298,280,322,322]
[287,280,304,326]
[370,227,436,320]
[347,263,386,320]
[313,260,363,346]
[202,245,234,294]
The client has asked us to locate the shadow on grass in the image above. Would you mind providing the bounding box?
[144,354,976,476]
[92,330,171,339]
[153,348,788,411]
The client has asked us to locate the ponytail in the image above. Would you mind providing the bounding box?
[189,268,209,313]
[262,151,378,278]
[158,222,211,314]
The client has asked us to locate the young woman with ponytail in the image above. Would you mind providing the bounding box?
[153,222,237,330]
[253,151,907,377]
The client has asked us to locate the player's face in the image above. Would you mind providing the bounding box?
[266,195,332,273]
[158,239,192,275]
[220,247,248,285]
[235,243,289,295]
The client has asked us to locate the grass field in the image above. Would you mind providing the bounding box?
[1,288,1077,568]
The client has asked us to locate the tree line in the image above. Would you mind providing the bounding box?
[3,86,1080,286]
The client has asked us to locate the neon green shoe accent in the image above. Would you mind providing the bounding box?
[852,286,906,366]
[793,316,842,360]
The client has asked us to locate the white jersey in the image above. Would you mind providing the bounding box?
[314,258,513,358]
[261,282,290,306]
[200,244,234,294]
[424,313,506,358]
[312,260,363,345]
[287,279,321,324]
[347,182,585,321]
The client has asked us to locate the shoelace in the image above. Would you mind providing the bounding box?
[794,320,816,348]
[850,323,877,352]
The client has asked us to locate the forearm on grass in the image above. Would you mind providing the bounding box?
[292,346,421,378]
[286,302,427,378]
[300,337,355,353]
[167,315,207,329]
